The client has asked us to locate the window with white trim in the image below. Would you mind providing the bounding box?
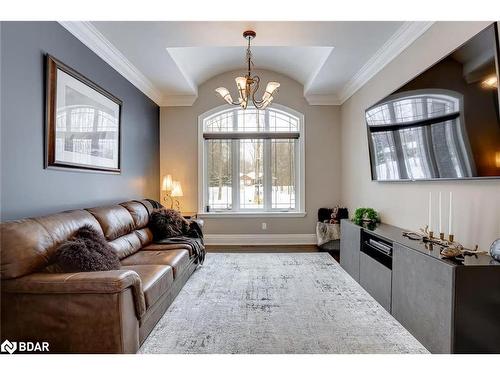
[199,105,305,215]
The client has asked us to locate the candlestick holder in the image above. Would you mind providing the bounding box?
[402,224,485,259]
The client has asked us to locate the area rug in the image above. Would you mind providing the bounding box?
[139,253,428,354]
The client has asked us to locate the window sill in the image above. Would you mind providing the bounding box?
[197,211,307,218]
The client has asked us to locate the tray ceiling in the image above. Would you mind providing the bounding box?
[60,21,434,106]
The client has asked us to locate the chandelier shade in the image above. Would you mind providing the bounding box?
[215,87,233,105]
[215,30,280,110]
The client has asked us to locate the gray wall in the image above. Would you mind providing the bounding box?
[0,22,160,220]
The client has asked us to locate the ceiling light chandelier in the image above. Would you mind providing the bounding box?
[215,30,280,110]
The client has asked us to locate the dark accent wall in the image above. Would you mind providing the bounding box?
[0,22,160,220]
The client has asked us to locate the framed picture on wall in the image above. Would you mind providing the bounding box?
[45,54,122,173]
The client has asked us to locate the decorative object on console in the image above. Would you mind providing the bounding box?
[402,225,486,260]
[52,225,120,272]
[490,239,500,261]
[45,55,122,173]
[353,208,379,226]
[215,30,280,110]
[427,191,455,242]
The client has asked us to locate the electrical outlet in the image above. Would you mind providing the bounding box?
[261,222,267,230]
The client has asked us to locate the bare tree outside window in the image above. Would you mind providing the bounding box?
[202,106,303,213]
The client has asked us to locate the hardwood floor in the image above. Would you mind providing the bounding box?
[206,245,339,262]
[206,245,320,253]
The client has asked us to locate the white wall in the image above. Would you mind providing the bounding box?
[340,21,500,251]
[160,69,341,235]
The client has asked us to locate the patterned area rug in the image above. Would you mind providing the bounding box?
[139,253,428,354]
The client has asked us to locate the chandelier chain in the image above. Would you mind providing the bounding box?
[246,37,253,76]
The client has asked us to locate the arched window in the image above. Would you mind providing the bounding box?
[198,104,305,216]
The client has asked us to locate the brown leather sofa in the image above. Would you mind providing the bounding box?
[0,199,200,353]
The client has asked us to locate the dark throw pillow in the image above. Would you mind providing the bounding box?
[149,208,189,240]
[54,225,120,272]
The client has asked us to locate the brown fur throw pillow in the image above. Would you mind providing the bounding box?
[54,225,120,272]
[149,208,189,240]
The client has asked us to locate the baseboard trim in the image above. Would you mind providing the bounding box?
[204,234,317,246]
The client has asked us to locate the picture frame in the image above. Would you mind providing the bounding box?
[45,54,122,173]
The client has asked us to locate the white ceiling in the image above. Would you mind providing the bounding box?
[61,21,434,106]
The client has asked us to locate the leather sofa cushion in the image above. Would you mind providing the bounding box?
[121,249,190,278]
[109,232,142,260]
[87,205,135,241]
[120,201,149,229]
[142,242,193,256]
[1,219,52,279]
[135,228,153,247]
[121,265,173,308]
[138,199,155,214]
[1,210,102,279]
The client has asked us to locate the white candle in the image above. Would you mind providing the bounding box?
[438,192,442,234]
[428,192,432,232]
[449,192,453,234]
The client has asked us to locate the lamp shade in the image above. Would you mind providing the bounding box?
[262,81,280,102]
[215,87,234,104]
[162,174,173,192]
[235,77,248,99]
[265,81,280,94]
[171,181,183,197]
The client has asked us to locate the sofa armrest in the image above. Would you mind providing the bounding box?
[189,219,204,241]
[191,218,204,230]
[2,270,146,318]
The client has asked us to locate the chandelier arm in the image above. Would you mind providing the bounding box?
[251,75,266,106]
[227,94,243,106]
[227,93,243,106]
[251,75,260,104]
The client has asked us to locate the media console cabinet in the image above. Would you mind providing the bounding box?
[340,219,500,354]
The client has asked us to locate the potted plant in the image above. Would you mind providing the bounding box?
[353,208,380,226]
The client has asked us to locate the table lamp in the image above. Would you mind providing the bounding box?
[161,174,173,207]
[171,180,183,211]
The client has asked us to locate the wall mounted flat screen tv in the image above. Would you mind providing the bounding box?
[366,23,500,181]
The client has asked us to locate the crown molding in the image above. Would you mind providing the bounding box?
[161,95,198,107]
[59,21,163,106]
[304,94,341,106]
[338,21,435,104]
